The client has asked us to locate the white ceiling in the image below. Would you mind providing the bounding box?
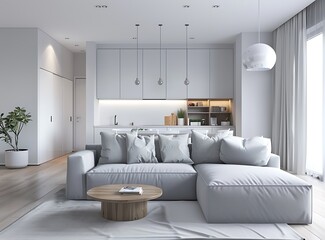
[0,0,315,52]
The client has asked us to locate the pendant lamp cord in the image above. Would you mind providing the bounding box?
[159,24,162,79]
[136,24,139,79]
[258,0,260,43]
[186,24,188,79]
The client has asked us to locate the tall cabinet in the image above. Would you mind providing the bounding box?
[38,69,73,164]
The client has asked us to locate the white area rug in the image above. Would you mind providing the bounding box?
[0,191,303,240]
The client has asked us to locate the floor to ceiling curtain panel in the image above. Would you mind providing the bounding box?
[306,0,325,180]
[272,10,307,174]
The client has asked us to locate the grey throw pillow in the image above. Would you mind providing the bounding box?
[191,130,233,164]
[126,134,158,164]
[158,134,193,164]
[220,136,271,166]
[99,132,127,164]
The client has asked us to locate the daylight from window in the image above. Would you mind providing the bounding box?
[306,33,324,176]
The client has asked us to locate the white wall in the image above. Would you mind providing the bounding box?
[86,42,99,144]
[0,28,74,165]
[234,32,274,138]
[98,100,187,126]
[0,28,38,164]
[74,52,86,77]
[38,30,73,80]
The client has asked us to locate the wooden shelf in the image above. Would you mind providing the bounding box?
[187,99,233,126]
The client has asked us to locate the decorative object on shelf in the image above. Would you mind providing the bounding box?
[0,107,32,168]
[221,121,230,126]
[242,0,276,71]
[184,24,190,86]
[220,107,227,112]
[210,117,217,126]
[164,113,177,126]
[177,108,186,126]
[158,24,164,86]
[135,24,141,85]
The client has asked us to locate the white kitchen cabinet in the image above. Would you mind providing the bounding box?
[209,49,234,98]
[166,49,187,99]
[143,49,166,99]
[187,49,210,99]
[38,69,73,164]
[120,49,142,99]
[97,49,120,99]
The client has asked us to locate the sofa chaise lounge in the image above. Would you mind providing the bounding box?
[66,132,312,224]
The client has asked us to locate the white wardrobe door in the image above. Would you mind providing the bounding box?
[39,69,56,163]
[61,78,73,154]
[52,74,64,158]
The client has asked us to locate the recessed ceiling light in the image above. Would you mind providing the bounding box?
[183,5,190,8]
[95,5,108,8]
[212,5,220,8]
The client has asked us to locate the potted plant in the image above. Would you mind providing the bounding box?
[177,108,186,126]
[0,107,32,168]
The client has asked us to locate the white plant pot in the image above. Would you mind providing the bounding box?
[178,118,184,126]
[5,149,28,169]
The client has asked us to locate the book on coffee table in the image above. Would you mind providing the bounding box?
[119,186,143,195]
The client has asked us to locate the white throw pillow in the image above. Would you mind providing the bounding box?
[220,136,271,166]
[158,134,193,164]
[99,132,127,164]
[126,134,158,164]
[191,130,233,164]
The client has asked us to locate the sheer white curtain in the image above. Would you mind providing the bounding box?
[306,0,325,180]
[272,10,307,174]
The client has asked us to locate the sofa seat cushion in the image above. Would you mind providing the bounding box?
[87,163,197,200]
[195,164,312,224]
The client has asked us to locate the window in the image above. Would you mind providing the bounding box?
[306,33,324,178]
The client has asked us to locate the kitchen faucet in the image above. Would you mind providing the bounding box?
[114,115,118,125]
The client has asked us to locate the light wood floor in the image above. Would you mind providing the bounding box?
[0,156,324,239]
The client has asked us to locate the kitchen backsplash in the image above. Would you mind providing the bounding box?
[98,100,187,126]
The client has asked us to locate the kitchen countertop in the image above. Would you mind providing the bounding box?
[94,125,234,128]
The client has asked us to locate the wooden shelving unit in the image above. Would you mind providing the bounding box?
[187,99,232,126]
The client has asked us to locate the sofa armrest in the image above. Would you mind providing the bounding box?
[266,153,280,168]
[66,150,95,199]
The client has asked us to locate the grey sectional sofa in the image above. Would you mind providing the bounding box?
[66,134,312,224]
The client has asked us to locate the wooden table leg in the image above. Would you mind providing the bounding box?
[101,201,147,221]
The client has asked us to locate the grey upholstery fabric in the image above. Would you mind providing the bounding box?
[66,150,95,199]
[195,164,312,223]
[99,132,127,164]
[158,134,193,164]
[87,163,197,200]
[220,136,271,166]
[191,130,232,164]
[126,134,158,164]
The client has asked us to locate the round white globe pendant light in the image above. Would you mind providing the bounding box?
[243,0,276,71]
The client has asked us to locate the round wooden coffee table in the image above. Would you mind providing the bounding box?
[87,184,163,221]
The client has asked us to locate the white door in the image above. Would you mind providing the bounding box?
[74,78,86,151]
[52,75,63,157]
[62,78,73,154]
[39,69,56,163]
